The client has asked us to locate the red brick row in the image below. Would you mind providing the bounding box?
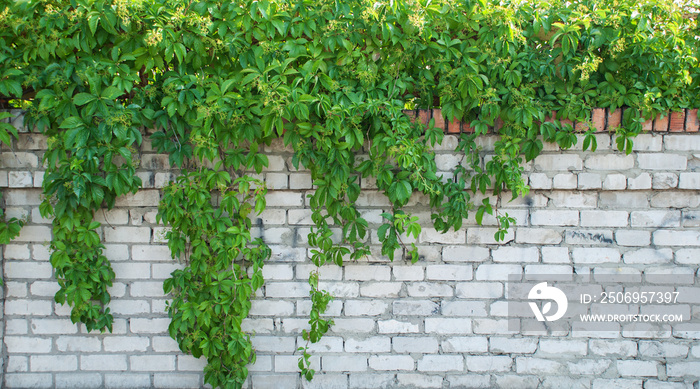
[404,108,700,134]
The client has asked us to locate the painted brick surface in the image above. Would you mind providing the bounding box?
[1,115,700,388]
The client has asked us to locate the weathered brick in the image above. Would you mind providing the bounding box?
[392,337,439,353]
[266,191,303,207]
[524,264,572,276]
[638,153,687,170]
[572,248,620,264]
[425,265,473,280]
[368,355,414,371]
[425,318,471,334]
[623,249,673,264]
[417,355,463,372]
[589,340,637,357]
[617,360,658,377]
[130,281,166,297]
[8,171,32,187]
[628,173,652,190]
[650,192,700,208]
[0,244,28,260]
[419,228,465,244]
[632,134,663,151]
[653,230,700,246]
[676,249,700,264]
[492,247,539,263]
[250,299,294,316]
[130,355,176,372]
[6,319,28,335]
[652,172,679,189]
[442,301,487,317]
[248,336,296,353]
[467,228,514,244]
[531,210,578,226]
[5,300,52,316]
[130,318,170,334]
[534,154,583,171]
[529,173,552,189]
[639,341,688,358]
[577,172,602,190]
[539,339,587,355]
[552,173,576,189]
[585,154,634,170]
[665,134,700,150]
[631,210,680,227]
[327,319,374,334]
[153,373,201,389]
[466,355,512,372]
[547,191,597,208]
[131,245,174,261]
[272,355,314,373]
[114,190,160,206]
[567,359,610,375]
[250,375,297,389]
[456,282,503,299]
[475,264,522,281]
[495,375,542,388]
[104,227,151,243]
[515,229,561,245]
[14,226,52,242]
[642,381,688,389]
[442,337,488,353]
[396,373,443,388]
[679,172,700,189]
[104,336,150,352]
[603,173,627,190]
[516,357,565,374]
[360,282,402,298]
[406,282,453,297]
[345,337,391,353]
[103,244,129,261]
[4,373,53,388]
[667,362,700,377]
[5,262,52,279]
[31,355,77,372]
[30,319,77,334]
[81,355,128,371]
[600,192,648,208]
[489,337,538,354]
[345,300,388,316]
[542,247,570,263]
[345,265,391,281]
[55,336,101,352]
[566,229,615,245]
[55,373,102,389]
[112,262,151,279]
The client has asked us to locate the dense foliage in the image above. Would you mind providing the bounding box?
[1,0,698,386]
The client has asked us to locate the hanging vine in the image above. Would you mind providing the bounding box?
[0,0,698,387]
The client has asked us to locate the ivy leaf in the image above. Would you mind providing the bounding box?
[394,180,412,203]
[101,86,122,100]
[59,117,84,129]
[73,93,97,106]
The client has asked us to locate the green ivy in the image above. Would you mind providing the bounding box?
[0,0,698,386]
[0,112,24,276]
[158,169,269,387]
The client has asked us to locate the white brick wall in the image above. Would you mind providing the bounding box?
[1,130,700,388]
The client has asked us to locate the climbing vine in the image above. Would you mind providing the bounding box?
[0,0,698,387]
[0,112,23,263]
